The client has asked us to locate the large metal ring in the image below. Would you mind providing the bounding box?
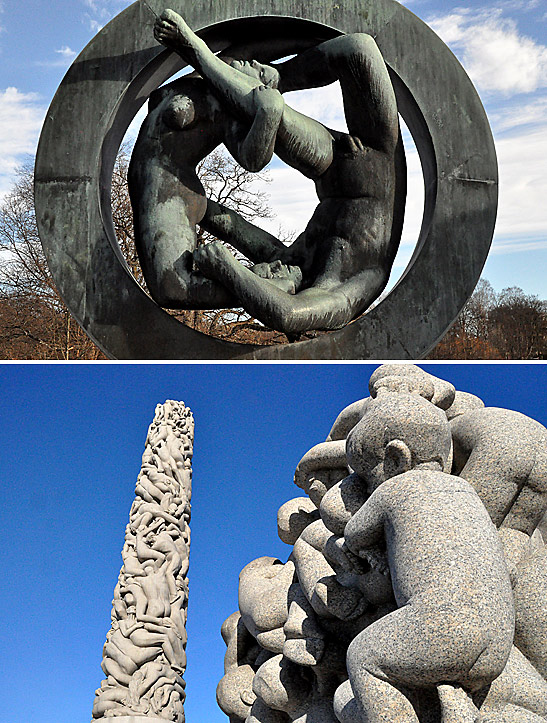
[35,0,497,359]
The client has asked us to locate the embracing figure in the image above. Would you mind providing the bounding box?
[129,9,402,335]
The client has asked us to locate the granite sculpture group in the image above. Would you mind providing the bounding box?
[89,367,547,722]
[217,365,547,723]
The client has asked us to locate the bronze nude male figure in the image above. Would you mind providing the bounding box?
[129,9,401,335]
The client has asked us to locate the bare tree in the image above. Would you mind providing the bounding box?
[489,287,547,359]
[427,279,546,360]
[0,146,290,357]
[0,163,104,359]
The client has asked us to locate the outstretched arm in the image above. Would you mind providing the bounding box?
[200,200,287,263]
[154,10,263,122]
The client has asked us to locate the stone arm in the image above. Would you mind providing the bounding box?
[326,398,370,441]
[343,492,386,559]
[292,521,338,617]
[200,200,288,265]
[294,439,348,491]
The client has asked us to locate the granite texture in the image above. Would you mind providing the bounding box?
[219,365,547,723]
[91,401,193,723]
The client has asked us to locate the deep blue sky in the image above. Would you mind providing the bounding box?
[0,362,546,722]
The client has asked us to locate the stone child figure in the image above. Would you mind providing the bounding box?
[129,9,400,335]
[332,394,515,723]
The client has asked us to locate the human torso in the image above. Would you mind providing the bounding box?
[378,471,512,608]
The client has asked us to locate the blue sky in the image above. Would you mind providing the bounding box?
[0,0,546,299]
[0,362,546,723]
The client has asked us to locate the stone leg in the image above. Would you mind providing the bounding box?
[481,707,547,723]
[514,546,547,680]
[247,698,290,723]
[437,684,479,723]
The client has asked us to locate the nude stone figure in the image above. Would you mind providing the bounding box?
[451,407,547,683]
[129,9,401,335]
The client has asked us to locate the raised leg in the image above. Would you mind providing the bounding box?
[154,10,335,179]
[277,34,398,152]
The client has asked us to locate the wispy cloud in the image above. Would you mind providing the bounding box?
[497,0,542,11]
[489,96,547,133]
[428,7,547,96]
[36,46,78,68]
[0,88,45,198]
[82,0,132,33]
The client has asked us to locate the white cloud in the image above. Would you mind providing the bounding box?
[0,88,45,198]
[489,96,547,132]
[428,8,547,96]
[36,46,78,68]
[493,124,547,244]
[82,0,132,32]
[56,46,77,60]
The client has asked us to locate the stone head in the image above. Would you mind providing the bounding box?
[347,392,452,492]
[445,390,485,421]
[229,58,280,89]
[369,364,456,410]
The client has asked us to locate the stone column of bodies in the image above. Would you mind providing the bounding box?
[92,400,193,723]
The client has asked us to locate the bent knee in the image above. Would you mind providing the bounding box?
[327,33,377,61]
[346,632,386,680]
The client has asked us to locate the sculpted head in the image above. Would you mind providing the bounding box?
[369,364,456,410]
[445,390,485,421]
[347,393,452,492]
[229,58,281,89]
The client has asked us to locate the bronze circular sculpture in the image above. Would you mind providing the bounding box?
[35,0,497,359]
